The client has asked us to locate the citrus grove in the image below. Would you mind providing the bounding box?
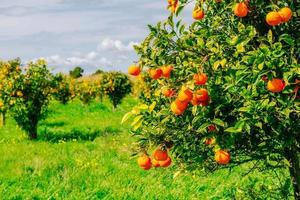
[125,0,300,199]
[0,59,132,139]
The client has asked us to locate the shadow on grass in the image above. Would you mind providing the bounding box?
[38,126,121,143]
[39,121,66,128]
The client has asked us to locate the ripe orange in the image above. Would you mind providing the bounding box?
[128,65,141,76]
[192,8,205,20]
[153,149,169,161]
[171,101,185,115]
[178,88,193,102]
[233,2,248,17]
[152,159,160,168]
[194,88,209,102]
[193,73,208,85]
[267,78,285,93]
[266,12,282,26]
[204,137,216,145]
[278,7,292,23]
[171,99,188,115]
[149,68,162,80]
[162,88,175,97]
[159,157,172,168]
[168,0,178,13]
[215,150,230,165]
[161,65,173,78]
[137,155,152,169]
[208,125,216,132]
[191,95,201,106]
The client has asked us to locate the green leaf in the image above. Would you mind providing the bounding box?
[133,120,143,131]
[121,112,133,124]
[236,43,245,53]
[131,115,143,127]
[149,101,156,113]
[212,118,225,127]
[267,30,273,44]
[258,62,264,70]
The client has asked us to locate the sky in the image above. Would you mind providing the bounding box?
[0,0,193,74]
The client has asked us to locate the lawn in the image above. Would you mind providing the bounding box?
[0,97,292,199]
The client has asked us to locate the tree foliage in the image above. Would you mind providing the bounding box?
[102,72,132,108]
[125,0,300,198]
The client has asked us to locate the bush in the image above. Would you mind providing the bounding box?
[102,72,132,108]
[0,59,23,126]
[69,66,84,79]
[53,73,73,104]
[125,0,300,198]
[9,59,56,139]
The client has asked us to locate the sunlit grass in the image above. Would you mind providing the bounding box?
[0,97,292,199]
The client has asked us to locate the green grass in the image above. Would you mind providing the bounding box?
[0,97,293,199]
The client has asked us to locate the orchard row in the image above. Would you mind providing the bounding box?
[0,59,132,139]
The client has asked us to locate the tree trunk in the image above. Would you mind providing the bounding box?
[285,147,300,200]
[0,112,6,127]
[29,130,37,140]
[29,121,38,140]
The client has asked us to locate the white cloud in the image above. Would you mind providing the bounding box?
[97,38,138,52]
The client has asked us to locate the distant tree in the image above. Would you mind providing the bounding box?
[93,69,105,75]
[69,66,84,79]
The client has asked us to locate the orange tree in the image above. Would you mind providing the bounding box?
[125,0,300,198]
[102,72,132,109]
[0,59,23,127]
[53,73,73,105]
[74,77,98,105]
[9,59,56,139]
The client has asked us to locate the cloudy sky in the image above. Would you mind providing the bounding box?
[0,0,193,74]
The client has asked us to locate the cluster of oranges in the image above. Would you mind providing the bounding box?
[233,2,292,26]
[137,149,172,170]
[149,65,173,80]
[128,65,173,80]
[170,73,209,116]
[266,7,293,26]
[191,1,293,27]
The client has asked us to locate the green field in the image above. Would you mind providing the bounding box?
[0,97,292,199]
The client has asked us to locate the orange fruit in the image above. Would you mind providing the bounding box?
[153,149,169,161]
[161,65,173,78]
[171,101,185,115]
[215,150,230,165]
[171,99,188,115]
[137,155,152,169]
[191,95,201,106]
[152,159,160,168]
[204,138,216,145]
[193,73,208,85]
[159,157,172,168]
[267,78,285,93]
[168,0,178,13]
[266,12,282,26]
[208,125,216,132]
[178,88,193,102]
[233,2,248,17]
[149,68,162,80]
[194,88,209,102]
[162,88,175,97]
[278,7,292,23]
[128,65,141,76]
[193,8,205,20]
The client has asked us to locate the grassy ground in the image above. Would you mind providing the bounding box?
[0,97,293,199]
